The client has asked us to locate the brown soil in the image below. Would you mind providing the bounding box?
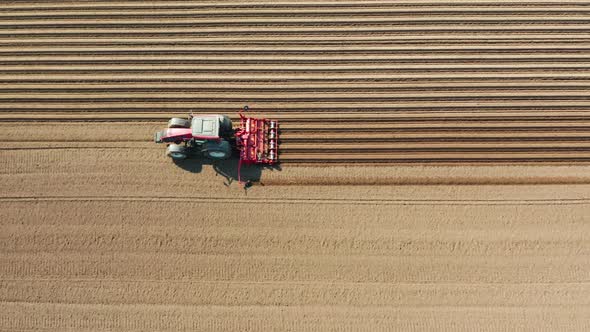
[1,1,590,331]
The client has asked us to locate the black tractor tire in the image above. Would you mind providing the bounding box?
[219,115,233,134]
[202,140,232,160]
[166,144,188,160]
[168,117,191,128]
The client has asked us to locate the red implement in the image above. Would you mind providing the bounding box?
[235,108,279,184]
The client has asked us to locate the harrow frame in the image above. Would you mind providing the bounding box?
[235,107,279,184]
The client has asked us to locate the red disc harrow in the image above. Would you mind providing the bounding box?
[235,107,279,184]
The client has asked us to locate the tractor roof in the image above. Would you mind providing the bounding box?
[191,115,220,138]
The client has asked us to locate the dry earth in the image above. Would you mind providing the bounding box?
[1,1,590,331]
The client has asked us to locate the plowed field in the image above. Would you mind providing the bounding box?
[1,1,590,331]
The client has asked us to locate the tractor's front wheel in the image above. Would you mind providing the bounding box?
[166,144,188,160]
[168,118,191,128]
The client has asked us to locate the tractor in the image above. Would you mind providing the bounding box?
[154,107,279,181]
[154,114,234,161]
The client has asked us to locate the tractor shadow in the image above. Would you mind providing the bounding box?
[172,155,281,188]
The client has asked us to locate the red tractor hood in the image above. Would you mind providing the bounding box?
[158,128,192,143]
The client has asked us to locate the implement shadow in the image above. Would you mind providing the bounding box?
[172,155,281,187]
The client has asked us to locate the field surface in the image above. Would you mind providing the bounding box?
[1,1,590,331]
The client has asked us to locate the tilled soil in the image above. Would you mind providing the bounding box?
[1,1,590,331]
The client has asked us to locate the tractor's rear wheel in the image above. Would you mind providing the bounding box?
[219,115,233,134]
[166,144,188,160]
[202,140,231,160]
[168,118,191,128]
